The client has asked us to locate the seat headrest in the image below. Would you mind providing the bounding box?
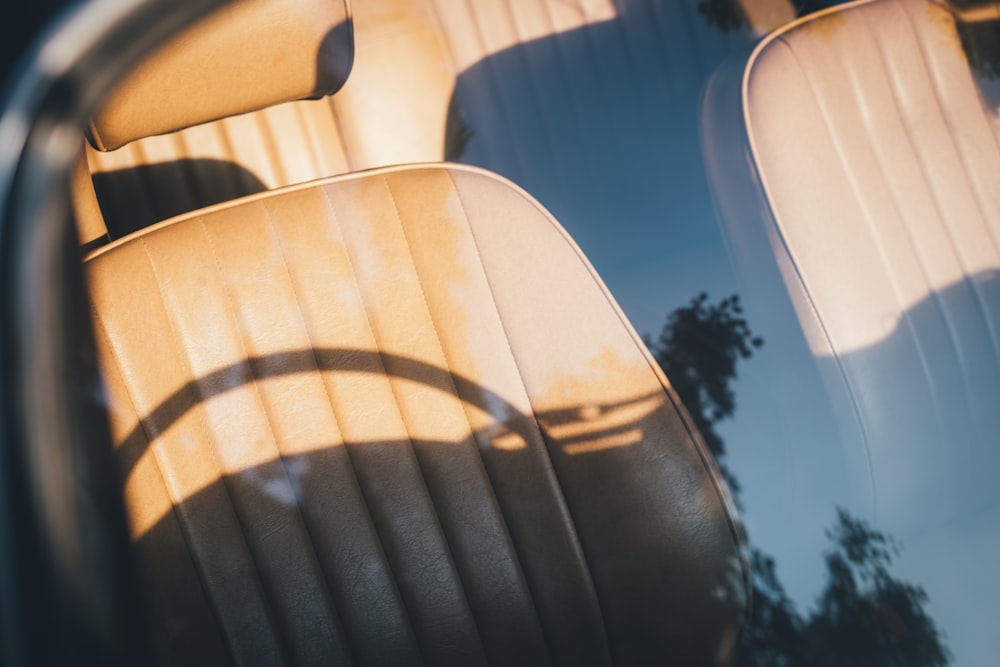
[88,0,353,151]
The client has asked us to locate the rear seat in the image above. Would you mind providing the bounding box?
[76,0,788,248]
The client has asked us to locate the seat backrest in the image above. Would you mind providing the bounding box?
[86,164,746,665]
[705,0,1000,535]
[82,2,746,662]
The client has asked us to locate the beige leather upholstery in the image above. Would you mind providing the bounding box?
[83,0,745,245]
[85,164,745,665]
[707,0,1000,532]
[88,0,353,152]
[83,0,451,238]
[71,147,109,252]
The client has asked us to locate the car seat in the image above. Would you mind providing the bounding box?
[701,0,1000,636]
[80,0,747,664]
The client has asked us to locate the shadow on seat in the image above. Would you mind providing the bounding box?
[87,163,748,666]
[80,2,748,664]
[92,160,268,238]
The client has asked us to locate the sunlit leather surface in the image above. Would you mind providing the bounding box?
[85,164,745,665]
[88,0,353,152]
[81,0,755,285]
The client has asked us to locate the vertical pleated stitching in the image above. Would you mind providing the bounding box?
[196,218,322,662]
[539,0,591,175]
[776,34,947,423]
[325,95,357,173]
[891,0,1000,368]
[500,0,569,195]
[447,170,613,666]
[897,0,1000,255]
[849,10,973,416]
[388,170,553,664]
[424,0,462,80]
[380,173,523,664]
[255,200,363,666]
[281,187,426,665]
[290,102,323,181]
[255,112,289,187]
[139,236,290,664]
[317,184,439,666]
[88,299,238,666]
[461,0,532,173]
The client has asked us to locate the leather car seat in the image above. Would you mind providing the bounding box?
[84,0,747,664]
[77,0,774,256]
[702,0,1000,540]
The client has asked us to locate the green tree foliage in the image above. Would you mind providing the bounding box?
[645,292,761,459]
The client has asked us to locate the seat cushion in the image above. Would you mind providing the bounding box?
[86,164,745,665]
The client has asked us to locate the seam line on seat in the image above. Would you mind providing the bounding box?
[446,169,613,666]
[256,109,288,187]
[89,298,238,666]
[437,163,750,612]
[856,9,975,420]
[540,0,593,158]
[143,237,285,662]
[891,0,1000,255]
[318,184,431,666]
[216,117,243,188]
[141,235,283,654]
[291,102,323,178]
[890,0,1000,368]
[192,220,299,663]
[462,0,532,173]
[385,169,553,665]
[325,96,355,173]
[499,0,564,188]
[381,173,503,666]
[777,33,948,450]
[172,130,209,212]
[425,0,462,80]
[258,199,362,666]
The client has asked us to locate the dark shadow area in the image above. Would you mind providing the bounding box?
[115,347,746,667]
[949,1,1000,77]
[313,17,354,97]
[1,0,77,94]
[950,1,1000,111]
[114,349,538,482]
[92,159,267,239]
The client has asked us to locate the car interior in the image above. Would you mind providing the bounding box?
[1,0,998,665]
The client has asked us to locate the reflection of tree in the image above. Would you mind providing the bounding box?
[735,510,952,666]
[801,510,951,667]
[647,293,950,665]
[645,292,761,496]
